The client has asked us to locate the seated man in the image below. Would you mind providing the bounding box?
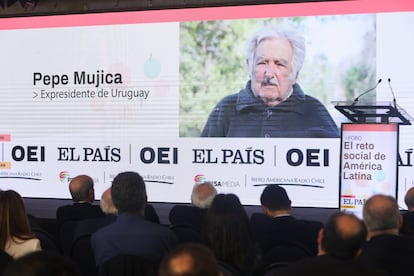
[56,175,104,226]
[159,243,220,276]
[72,187,119,239]
[400,187,414,235]
[91,171,178,267]
[56,175,105,255]
[275,212,386,276]
[357,194,414,276]
[250,185,322,256]
[169,182,217,231]
[75,187,161,238]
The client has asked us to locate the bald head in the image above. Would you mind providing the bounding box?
[169,253,193,274]
[159,243,220,276]
[69,175,94,203]
[320,212,367,259]
[337,213,365,238]
[405,187,414,211]
[100,188,118,215]
[191,182,217,209]
[363,194,400,236]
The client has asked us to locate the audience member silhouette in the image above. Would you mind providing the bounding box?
[191,182,217,209]
[275,212,387,276]
[91,171,178,267]
[100,187,160,223]
[144,204,161,225]
[250,185,322,256]
[55,175,105,255]
[400,187,414,236]
[3,250,80,276]
[203,193,260,275]
[0,190,41,259]
[56,175,104,226]
[100,188,118,215]
[159,243,221,276]
[72,187,118,240]
[357,194,414,276]
[169,182,217,231]
[74,186,161,240]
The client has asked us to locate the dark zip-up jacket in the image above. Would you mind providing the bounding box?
[201,81,339,138]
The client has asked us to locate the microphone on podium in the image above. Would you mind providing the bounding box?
[351,79,382,105]
[387,78,397,108]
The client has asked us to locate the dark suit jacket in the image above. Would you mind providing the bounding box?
[250,213,323,255]
[400,211,414,236]
[168,205,208,230]
[91,213,178,267]
[73,204,160,239]
[57,202,106,255]
[74,215,117,240]
[145,204,160,224]
[275,254,387,276]
[56,202,105,226]
[357,234,414,276]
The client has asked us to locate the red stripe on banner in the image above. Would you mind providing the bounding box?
[341,195,356,198]
[0,134,11,142]
[342,123,398,132]
[0,0,413,30]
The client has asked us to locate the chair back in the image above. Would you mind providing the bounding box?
[32,228,60,253]
[170,223,202,244]
[218,261,241,276]
[259,262,289,276]
[59,220,79,255]
[262,240,313,267]
[98,254,158,276]
[70,234,97,276]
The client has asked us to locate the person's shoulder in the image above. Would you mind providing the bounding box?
[297,218,324,229]
[56,204,72,212]
[303,93,328,107]
[31,238,41,250]
[169,204,192,212]
[402,210,414,219]
[76,216,116,237]
[250,212,270,222]
[171,204,204,214]
[292,84,326,106]
[137,218,176,242]
[55,204,72,218]
[214,93,239,109]
[20,237,41,248]
[14,237,41,250]
[363,234,414,252]
[77,202,105,216]
[90,220,116,241]
[250,213,273,232]
[285,255,386,276]
[143,218,171,231]
[299,218,323,226]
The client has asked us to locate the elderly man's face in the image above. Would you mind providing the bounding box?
[251,37,295,106]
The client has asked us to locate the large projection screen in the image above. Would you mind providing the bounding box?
[0,0,413,208]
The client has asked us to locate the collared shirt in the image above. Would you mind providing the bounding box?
[273,213,291,218]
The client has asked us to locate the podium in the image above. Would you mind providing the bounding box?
[332,100,412,125]
[332,100,412,218]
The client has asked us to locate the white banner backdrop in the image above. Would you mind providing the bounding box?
[1,2,414,209]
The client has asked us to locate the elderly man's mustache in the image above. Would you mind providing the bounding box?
[261,71,279,87]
